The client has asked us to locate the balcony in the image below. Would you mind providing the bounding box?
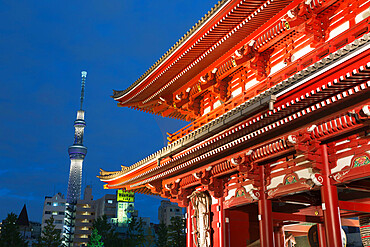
[75,214,94,220]
[74,228,92,235]
[77,207,94,213]
[73,236,89,246]
[75,221,93,227]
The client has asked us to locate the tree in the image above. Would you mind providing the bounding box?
[92,215,120,247]
[155,223,168,247]
[87,229,104,247]
[168,216,186,247]
[92,215,111,241]
[145,227,155,247]
[34,216,61,247]
[0,213,27,247]
[124,216,145,247]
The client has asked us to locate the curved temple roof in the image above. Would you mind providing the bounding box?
[112,0,229,100]
[101,0,370,192]
[99,34,370,186]
[112,0,296,116]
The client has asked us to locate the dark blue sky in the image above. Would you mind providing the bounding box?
[0,0,216,223]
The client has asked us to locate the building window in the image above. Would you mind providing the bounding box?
[107,200,113,204]
[176,209,180,212]
[55,220,63,224]
[46,202,51,206]
[58,212,65,215]
[52,212,58,215]
[53,202,58,207]
[170,209,173,212]
[45,211,51,214]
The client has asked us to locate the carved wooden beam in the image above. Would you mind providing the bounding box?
[174,188,192,207]
[183,96,202,117]
[207,177,225,199]
[147,180,162,195]
[249,48,274,81]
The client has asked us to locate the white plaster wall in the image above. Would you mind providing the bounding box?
[270,61,286,75]
[293,45,314,61]
[356,8,370,24]
[328,21,349,41]
[295,168,312,179]
[268,174,285,190]
[267,167,313,190]
[244,184,254,193]
[211,195,218,205]
[213,100,223,109]
[245,78,258,91]
[332,150,370,173]
[231,87,242,98]
[203,106,211,115]
[225,188,236,201]
[331,155,353,174]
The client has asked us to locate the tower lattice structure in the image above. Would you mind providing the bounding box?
[63,71,88,247]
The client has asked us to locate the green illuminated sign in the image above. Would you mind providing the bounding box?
[117,190,135,202]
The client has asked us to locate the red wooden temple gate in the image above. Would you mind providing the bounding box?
[98,0,370,246]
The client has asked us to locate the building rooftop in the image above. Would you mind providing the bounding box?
[16,204,30,227]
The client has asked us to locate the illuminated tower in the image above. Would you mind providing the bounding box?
[63,71,88,247]
[67,71,88,204]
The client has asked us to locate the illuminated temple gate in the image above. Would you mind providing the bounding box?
[98,0,370,246]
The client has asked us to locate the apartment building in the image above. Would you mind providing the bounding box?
[158,200,183,226]
[73,185,94,247]
[41,193,66,234]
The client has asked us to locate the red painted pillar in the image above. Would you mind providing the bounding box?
[274,224,284,247]
[320,144,343,247]
[317,223,327,247]
[186,204,193,247]
[218,198,225,247]
[224,209,230,247]
[258,165,274,247]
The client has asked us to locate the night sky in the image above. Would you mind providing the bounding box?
[0,0,216,223]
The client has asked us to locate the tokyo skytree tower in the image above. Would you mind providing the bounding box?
[63,71,88,246]
[66,71,88,204]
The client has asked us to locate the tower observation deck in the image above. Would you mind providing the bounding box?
[63,71,88,247]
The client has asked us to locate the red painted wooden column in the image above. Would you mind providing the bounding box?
[320,144,343,247]
[186,204,193,247]
[274,224,284,247]
[317,223,327,247]
[258,165,274,247]
[224,210,231,247]
[218,198,225,247]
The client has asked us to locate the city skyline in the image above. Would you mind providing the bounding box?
[0,0,215,223]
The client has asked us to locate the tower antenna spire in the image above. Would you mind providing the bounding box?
[80,71,87,110]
